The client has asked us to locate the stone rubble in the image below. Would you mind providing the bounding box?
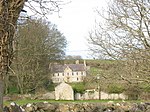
[3,102,150,112]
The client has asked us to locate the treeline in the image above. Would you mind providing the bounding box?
[4,19,67,94]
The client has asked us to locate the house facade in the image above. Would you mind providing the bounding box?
[51,60,87,83]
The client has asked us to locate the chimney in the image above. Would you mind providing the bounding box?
[75,60,79,64]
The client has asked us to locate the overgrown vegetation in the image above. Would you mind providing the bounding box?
[70,83,86,94]
[107,84,125,94]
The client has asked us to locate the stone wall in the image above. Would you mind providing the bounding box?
[39,92,55,100]
[75,91,127,100]
[3,102,150,112]
[4,91,127,102]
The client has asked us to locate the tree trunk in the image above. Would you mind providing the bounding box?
[0,78,4,112]
[4,74,9,94]
[0,1,25,111]
[16,74,24,94]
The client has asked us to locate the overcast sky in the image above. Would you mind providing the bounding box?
[48,0,107,59]
[24,0,107,59]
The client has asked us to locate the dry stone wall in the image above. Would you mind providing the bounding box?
[3,102,150,112]
[75,91,127,100]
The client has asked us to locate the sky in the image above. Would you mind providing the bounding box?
[24,0,107,59]
[47,0,107,59]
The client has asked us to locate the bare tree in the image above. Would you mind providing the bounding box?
[11,19,67,94]
[88,0,150,84]
[0,0,64,111]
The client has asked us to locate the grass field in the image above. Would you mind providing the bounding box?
[4,99,146,106]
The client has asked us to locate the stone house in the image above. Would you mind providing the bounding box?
[51,60,87,83]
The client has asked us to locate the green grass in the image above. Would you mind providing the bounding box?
[90,67,104,75]
[4,99,147,106]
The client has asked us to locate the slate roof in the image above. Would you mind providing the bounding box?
[52,64,86,73]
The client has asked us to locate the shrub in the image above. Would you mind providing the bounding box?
[8,86,19,94]
[70,83,85,94]
[43,80,57,91]
[107,84,124,94]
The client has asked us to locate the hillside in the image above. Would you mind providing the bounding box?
[62,59,125,92]
[64,59,120,77]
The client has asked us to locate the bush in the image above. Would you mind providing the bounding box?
[70,83,85,94]
[8,86,19,94]
[46,83,58,92]
[43,80,57,91]
[107,84,124,94]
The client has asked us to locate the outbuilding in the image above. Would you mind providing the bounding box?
[55,82,74,100]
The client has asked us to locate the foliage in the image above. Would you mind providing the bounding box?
[70,83,86,94]
[107,84,125,94]
[7,86,19,94]
[44,81,58,92]
[89,67,103,76]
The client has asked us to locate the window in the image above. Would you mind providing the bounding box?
[76,72,78,75]
[72,72,74,75]
[62,73,64,76]
[77,77,79,81]
[67,73,69,75]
